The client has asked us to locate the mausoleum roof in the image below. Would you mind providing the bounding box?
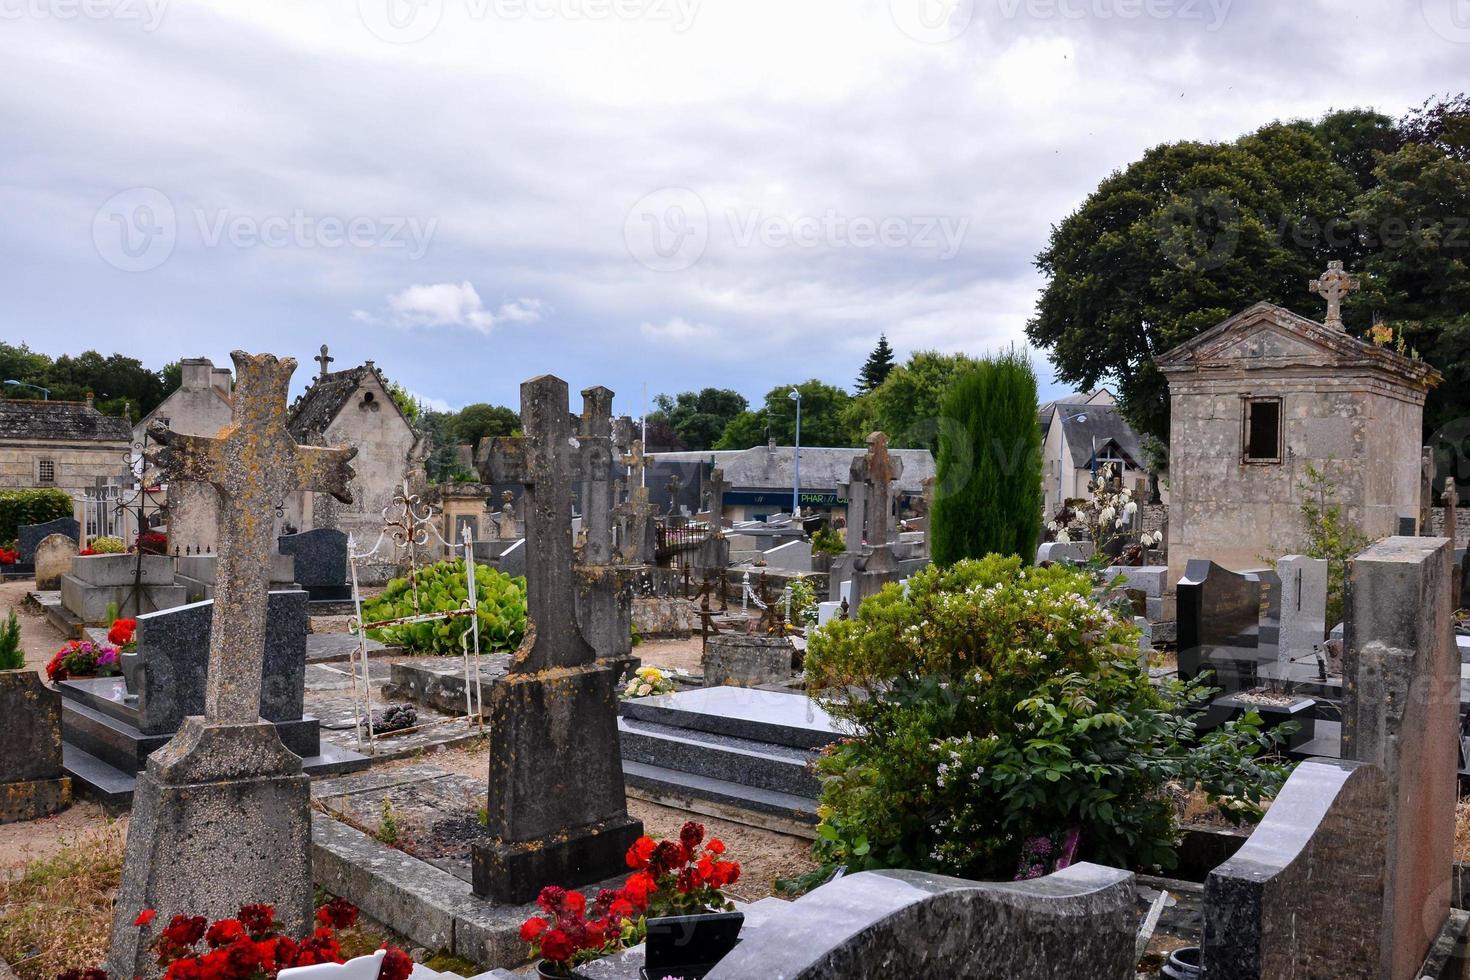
[0,399,134,443]
[288,363,400,439]
[1052,402,1146,470]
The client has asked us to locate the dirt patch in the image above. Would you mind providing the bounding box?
[0,579,69,672]
[634,636,705,676]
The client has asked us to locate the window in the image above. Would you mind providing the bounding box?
[1243,398,1282,463]
[37,459,55,484]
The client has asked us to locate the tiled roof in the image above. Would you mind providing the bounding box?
[288,365,380,439]
[0,399,133,443]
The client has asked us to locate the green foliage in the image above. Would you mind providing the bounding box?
[450,404,520,449]
[787,575,818,627]
[0,612,23,671]
[0,489,74,545]
[361,559,527,655]
[0,343,174,421]
[88,538,125,555]
[648,389,749,451]
[715,379,855,450]
[1296,463,1371,627]
[810,527,845,556]
[1026,100,1470,447]
[385,381,421,423]
[377,798,399,845]
[843,351,978,451]
[801,557,1291,883]
[856,335,896,394]
[930,351,1042,566]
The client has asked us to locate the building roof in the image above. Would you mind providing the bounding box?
[652,444,935,493]
[0,399,133,443]
[1052,402,1145,470]
[288,362,405,440]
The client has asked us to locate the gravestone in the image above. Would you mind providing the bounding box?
[108,351,357,979]
[60,553,187,623]
[1104,565,1167,597]
[498,491,518,539]
[1202,759,1387,977]
[1276,555,1327,664]
[697,468,731,569]
[174,552,296,601]
[34,533,78,590]
[761,539,812,573]
[846,433,906,613]
[1036,541,1094,565]
[277,527,350,601]
[1341,535,1458,979]
[1176,559,1262,691]
[473,374,642,904]
[703,633,797,687]
[703,865,1136,979]
[828,462,868,601]
[573,386,637,682]
[0,669,71,823]
[18,516,80,565]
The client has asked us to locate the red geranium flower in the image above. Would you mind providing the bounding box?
[161,915,208,950]
[237,904,275,939]
[314,898,359,930]
[539,929,574,965]
[205,919,246,948]
[134,908,158,927]
[679,821,704,852]
[705,838,725,855]
[108,619,138,646]
[625,835,656,869]
[379,946,414,980]
[519,916,549,942]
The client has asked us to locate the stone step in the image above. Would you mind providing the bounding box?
[617,686,844,751]
[61,742,136,808]
[622,760,819,826]
[618,717,820,798]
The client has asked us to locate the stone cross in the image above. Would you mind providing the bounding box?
[578,386,616,566]
[838,465,868,556]
[1309,260,1360,330]
[499,490,518,539]
[147,352,355,724]
[859,432,902,550]
[667,473,684,516]
[706,467,730,536]
[615,485,658,564]
[616,417,645,489]
[315,344,334,377]
[478,375,597,672]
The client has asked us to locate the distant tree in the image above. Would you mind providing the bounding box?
[930,351,1042,566]
[845,350,978,450]
[643,417,686,452]
[384,380,421,423]
[1400,92,1470,164]
[450,403,520,449]
[716,380,854,450]
[161,361,182,397]
[856,334,896,394]
[648,388,748,450]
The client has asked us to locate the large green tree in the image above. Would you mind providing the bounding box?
[844,350,978,450]
[648,388,748,451]
[715,379,855,450]
[1026,100,1470,449]
[450,403,520,448]
[856,334,896,393]
[930,351,1042,566]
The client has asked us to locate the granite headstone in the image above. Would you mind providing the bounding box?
[1176,559,1262,691]
[18,516,80,565]
[277,528,350,601]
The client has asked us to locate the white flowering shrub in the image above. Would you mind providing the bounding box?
[799,556,1288,886]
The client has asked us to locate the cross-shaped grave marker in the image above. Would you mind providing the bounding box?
[315,343,335,377]
[705,467,730,536]
[578,386,616,567]
[1309,260,1360,330]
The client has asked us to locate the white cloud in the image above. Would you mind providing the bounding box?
[354,283,544,334]
[640,316,717,342]
[403,388,453,413]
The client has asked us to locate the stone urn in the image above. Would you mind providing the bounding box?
[0,669,71,823]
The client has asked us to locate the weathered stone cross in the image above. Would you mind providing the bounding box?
[478,375,597,672]
[315,344,335,377]
[859,432,902,551]
[578,386,616,566]
[147,352,356,723]
[705,467,730,536]
[837,460,868,556]
[1310,260,1360,330]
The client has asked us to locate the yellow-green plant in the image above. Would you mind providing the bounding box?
[1296,462,1371,627]
[362,559,527,655]
[87,537,125,555]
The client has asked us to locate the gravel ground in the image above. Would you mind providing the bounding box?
[0,579,69,672]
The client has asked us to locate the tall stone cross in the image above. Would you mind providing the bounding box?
[147,352,355,722]
[1309,260,1360,330]
[315,344,334,377]
[615,486,658,564]
[578,386,617,566]
[838,461,868,556]
[860,432,902,551]
[705,467,730,536]
[478,375,597,672]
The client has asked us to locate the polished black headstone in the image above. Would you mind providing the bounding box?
[19,516,80,564]
[277,528,350,600]
[1176,559,1263,691]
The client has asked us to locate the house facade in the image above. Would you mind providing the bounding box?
[134,357,235,553]
[0,397,133,537]
[1040,389,1158,520]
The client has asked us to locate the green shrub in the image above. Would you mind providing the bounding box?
[1297,462,1370,627]
[361,558,527,655]
[810,528,845,556]
[87,537,125,555]
[0,612,22,671]
[0,489,73,545]
[787,576,818,627]
[930,350,1042,567]
[801,556,1290,884]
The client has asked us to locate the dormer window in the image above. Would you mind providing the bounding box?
[1243,397,1282,464]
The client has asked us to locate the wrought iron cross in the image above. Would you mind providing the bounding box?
[1309,261,1360,330]
[478,375,596,672]
[147,352,356,724]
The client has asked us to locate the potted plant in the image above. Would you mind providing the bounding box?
[520,883,647,978]
[44,639,121,683]
[629,822,744,978]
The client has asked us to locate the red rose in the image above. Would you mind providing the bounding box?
[134,908,158,927]
[539,929,574,965]
[162,915,208,950]
[379,946,414,980]
[519,916,549,943]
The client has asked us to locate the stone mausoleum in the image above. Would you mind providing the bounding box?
[1157,265,1441,584]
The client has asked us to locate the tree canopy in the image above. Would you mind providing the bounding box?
[0,342,175,422]
[1026,96,1470,449]
[856,335,896,393]
[647,388,748,451]
[843,350,978,451]
[714,379,856,450]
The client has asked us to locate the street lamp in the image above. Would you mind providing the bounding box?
[4,380,49,400]
[788,388,802,518]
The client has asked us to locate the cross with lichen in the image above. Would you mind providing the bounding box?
[478,374,596,672]
[1310,260,1360,330]
[860,432,903,550]
[578,386,616,566]
[147,352,356,724]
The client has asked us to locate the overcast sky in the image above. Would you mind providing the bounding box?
[3,0,1468,417]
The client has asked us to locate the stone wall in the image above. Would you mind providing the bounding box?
[0,443,130,496]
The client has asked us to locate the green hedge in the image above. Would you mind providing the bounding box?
[0,489,74,545]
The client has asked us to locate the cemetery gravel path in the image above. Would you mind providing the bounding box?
[0,580,69,672]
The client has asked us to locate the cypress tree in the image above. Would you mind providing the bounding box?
[856,335,897,393]
[931,350,1042,566]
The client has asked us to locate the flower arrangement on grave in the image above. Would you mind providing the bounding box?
[107,618,138,651]
[625,821,741,916]
[44,640,121,682]
[360,559,527,656]
[67,899,417,980]
[621,665,676,700]
[520,883,649,977]
[83,536,126,556]
[136,531,169,555]
[797,556,1291,887]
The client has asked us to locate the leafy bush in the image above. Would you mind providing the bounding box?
[810,528,845,556]
[361,559,527,655]
[1297,462,1370,627]
[802,556,1290,884]
[0,489,73,545]
[0,612,22,671]
[85,537,125,555]
[787,575,819,627]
